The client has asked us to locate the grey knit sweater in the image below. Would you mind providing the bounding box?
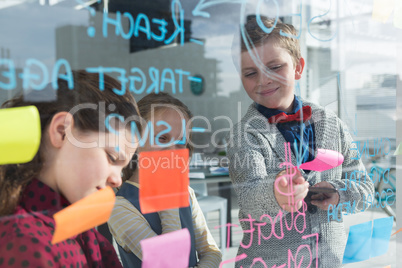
[227,101,374,268]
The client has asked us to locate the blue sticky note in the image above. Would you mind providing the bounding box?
[371,216,394,258]
[342,221,372,264]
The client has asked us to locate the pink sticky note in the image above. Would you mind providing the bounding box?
[299,149,344,172]
[141,228,191,268]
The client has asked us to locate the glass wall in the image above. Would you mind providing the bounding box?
[1,0,401,267]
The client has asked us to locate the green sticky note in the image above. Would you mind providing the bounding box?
[394,142,402,155]
[393,0,402,29]
[0,106,41,164]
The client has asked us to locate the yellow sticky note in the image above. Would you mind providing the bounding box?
[394,0,402,28]
[0,106,41,165]
[52,187,115,244]
[372,0,395,23]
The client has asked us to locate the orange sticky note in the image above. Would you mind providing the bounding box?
[139,148,189,214]
[391,227,402,236]
[383,266,391,268]
[52,187,115,244]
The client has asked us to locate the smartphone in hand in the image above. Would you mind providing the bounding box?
[308,186,337,194]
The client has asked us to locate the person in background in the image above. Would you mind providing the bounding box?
[0,70,140,267]
[108,92,222,268]
[227,16,374,267]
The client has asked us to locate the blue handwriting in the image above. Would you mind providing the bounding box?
[350,138,391,160]
[102,0,184,45]
[85,66,200,95]
[0,58,73,91]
